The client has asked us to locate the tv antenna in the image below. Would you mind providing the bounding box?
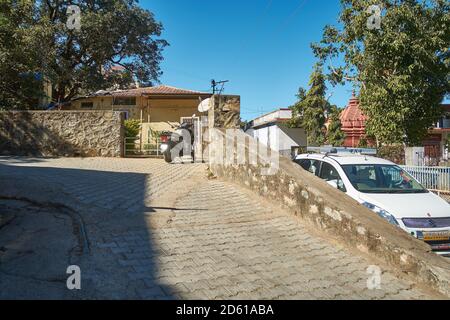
[211,79,229,95]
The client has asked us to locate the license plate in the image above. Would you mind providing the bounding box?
[423,231,450,242]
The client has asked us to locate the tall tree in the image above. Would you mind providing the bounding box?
[290,63,331,146]
[0,0,168,109]
[312,0,449,146]
[0,0,45,109]
[326,106,346,146]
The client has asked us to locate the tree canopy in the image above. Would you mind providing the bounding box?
[326,105,346,147]
[290,63,333,146]
[312,0,449,146]
[0,0,168,109]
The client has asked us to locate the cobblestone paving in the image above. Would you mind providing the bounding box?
[0,157,440,300]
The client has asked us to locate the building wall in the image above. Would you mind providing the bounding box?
[70,96,145,120]
[0,111,124,157]
[252,123,307,157]
[147,99,201,123]
[253,125,277,151]
[70,97,203,123]
[278,125,307,150]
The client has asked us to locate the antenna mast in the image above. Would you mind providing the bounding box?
[211,79,229,95]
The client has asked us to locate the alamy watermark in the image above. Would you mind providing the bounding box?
[66,5,81,31]
[166,122,280,176]
[367,5,382,30]
[66,265,81,290]
[208,128,280,176]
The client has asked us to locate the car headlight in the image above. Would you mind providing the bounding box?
[362,202,399,226]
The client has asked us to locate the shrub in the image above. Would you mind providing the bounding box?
[124,119,141,138]
[378,145,405,165]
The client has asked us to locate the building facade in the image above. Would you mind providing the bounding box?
[67,85,212,123]
[246,109,307,158]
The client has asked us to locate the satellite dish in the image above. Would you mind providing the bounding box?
[198,98,211,113]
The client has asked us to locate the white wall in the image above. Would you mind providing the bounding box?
[253,126,278,151]
[251,124,307,156]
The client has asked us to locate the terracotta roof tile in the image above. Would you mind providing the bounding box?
[93,85,211,97]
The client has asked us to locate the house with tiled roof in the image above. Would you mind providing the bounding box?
[64,85,217,155]
[67,85,212,122]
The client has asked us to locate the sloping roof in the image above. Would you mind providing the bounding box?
[252,109,292,128]
[92,85,211,98]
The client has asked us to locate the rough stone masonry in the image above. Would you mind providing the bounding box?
[207,129,450,297]
[204,100,450,297]
[0,111,124,157]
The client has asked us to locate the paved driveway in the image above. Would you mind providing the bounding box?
[0,157,441,299]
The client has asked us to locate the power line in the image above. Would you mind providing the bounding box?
[278,0,309,30]
[270,0,309,39]
[237,0,274,52]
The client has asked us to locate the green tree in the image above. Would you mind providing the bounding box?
[290,63,331,146]
[312,0,449,146]
[0,0,45,109]
[0,0,168,109]
[326,106,346,146]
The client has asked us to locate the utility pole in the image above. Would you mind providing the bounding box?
[211,79,229,95]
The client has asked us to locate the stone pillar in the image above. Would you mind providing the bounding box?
[202,95,241,163]
[208,95,241,129]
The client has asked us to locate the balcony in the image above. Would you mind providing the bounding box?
[435,115,450,129]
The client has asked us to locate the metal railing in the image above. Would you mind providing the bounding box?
[401,166,450,192]
[124,137,161,158]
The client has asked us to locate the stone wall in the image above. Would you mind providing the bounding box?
[208,129,450,297]
[0,111,124,157]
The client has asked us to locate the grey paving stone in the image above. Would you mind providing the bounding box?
[0,157,439,300]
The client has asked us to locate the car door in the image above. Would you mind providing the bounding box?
[319,161,347,192]
[296,158,322,177]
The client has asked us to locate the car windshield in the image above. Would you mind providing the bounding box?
[341,165,428,194]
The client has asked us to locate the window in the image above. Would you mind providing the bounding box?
[113,97,136,106]
[120,111,130,120]
[342,165,428,194]
[296,159,322,177]
[81,102,94,109]
[319,162,346,192]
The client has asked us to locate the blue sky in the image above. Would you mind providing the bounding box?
[143,0,353,121]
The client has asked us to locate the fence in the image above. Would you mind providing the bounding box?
[124,137,161,158]
[401,166,450,192]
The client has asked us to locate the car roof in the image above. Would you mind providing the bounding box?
[295,153,396,166]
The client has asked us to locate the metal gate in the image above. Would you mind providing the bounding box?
[180,116,205,162]
[124,133,162,158]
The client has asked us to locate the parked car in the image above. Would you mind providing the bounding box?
[294,148,450,257]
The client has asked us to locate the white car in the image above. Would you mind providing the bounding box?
[294,149,450,256]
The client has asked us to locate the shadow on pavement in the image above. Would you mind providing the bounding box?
[0,161,197,300]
